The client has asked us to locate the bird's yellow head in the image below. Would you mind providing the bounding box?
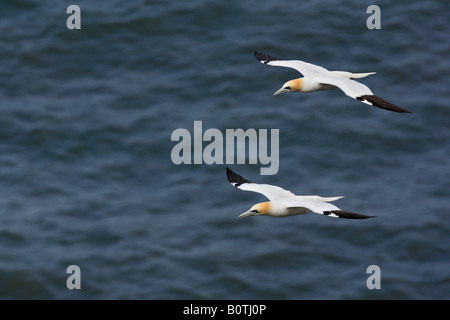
[273,78,303,96]
[238,202,272,218]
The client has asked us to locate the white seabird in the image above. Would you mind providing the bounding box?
[255,51,412,113]
[227,167,374,219]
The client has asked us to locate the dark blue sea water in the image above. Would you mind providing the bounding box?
[0,0,449,299]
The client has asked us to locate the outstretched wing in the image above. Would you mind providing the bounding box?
[226,167,295,201]
[254,51,328,76]
[286,196,375,219]
[314,75,412,113]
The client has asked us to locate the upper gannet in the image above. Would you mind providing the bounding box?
[226,167,375,219]
[254,51,412,113]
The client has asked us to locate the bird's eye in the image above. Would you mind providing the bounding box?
[284,86,291,90]
[250,209,258,213]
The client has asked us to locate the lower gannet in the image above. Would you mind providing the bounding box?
[227,167,374,219]
[255,51,412,113]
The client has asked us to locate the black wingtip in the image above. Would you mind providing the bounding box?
[254,51,282,64]
[325,210,376,219]
[357,95,412,113]
[226,167,252,187]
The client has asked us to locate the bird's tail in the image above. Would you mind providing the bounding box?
[306,196,344,202]
[320,196,344,202]
[350,72,376,79]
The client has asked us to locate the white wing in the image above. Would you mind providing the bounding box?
[255,51,328,76]
[299,197,340,214]
[226,167,295,201]
[237,183,295,201]
[285,196,374,219]
[313,74,412,113]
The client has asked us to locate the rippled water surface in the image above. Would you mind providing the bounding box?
[0,0,449,299]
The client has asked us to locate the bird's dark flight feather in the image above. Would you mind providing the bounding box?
[357,95,412,113]
[324,210,375,219]
[254,51,283,64]
[226,167,253,187]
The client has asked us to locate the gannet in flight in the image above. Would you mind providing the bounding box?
[227,167,374,219]
[254,51,412,113]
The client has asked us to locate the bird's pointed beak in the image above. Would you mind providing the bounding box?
[273,87,289,96]
[238,210,256,218]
